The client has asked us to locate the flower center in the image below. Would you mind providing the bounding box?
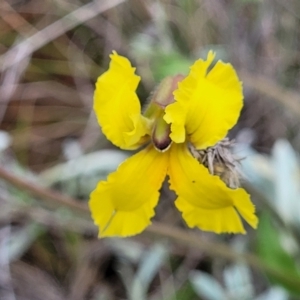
[144,75,184,152]
[152,110,172,151]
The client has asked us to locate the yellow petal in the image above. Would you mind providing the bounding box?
[94,51,150,150]
[165,51,243,149]
[89,145,169,237]
[168,144,258,234]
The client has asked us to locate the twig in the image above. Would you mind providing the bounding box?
[0,0,126,72]
[241,71,300,118]
[0,166,89,215]
[0,165,299,289]
[148,222,300,291]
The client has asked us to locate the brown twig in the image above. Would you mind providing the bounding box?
[0,165,299,290]
[0,166,89,215]
[0,0,126,72]
[241,71,300,118]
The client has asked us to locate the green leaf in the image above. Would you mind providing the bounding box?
[152,52,192,81]
[256,213,300,295]
[130,244,167,300]
[168,281,198,300]
[272,139,300,225]
[189,271,225,300]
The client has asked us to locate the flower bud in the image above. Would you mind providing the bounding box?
[151,75,184,108]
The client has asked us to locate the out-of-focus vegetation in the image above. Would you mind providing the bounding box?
[1,0,300,299]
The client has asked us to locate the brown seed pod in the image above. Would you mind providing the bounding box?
[190,138,242,189]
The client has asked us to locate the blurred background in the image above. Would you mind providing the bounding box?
[1,0,300,299]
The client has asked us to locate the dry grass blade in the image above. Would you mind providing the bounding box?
[241,71,300,118]
[1,0,300,297]
[0,164,299,291]
[0,166,89,215]
[0,0,126,72]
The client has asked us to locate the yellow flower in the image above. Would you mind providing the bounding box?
[89,51,258,238]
